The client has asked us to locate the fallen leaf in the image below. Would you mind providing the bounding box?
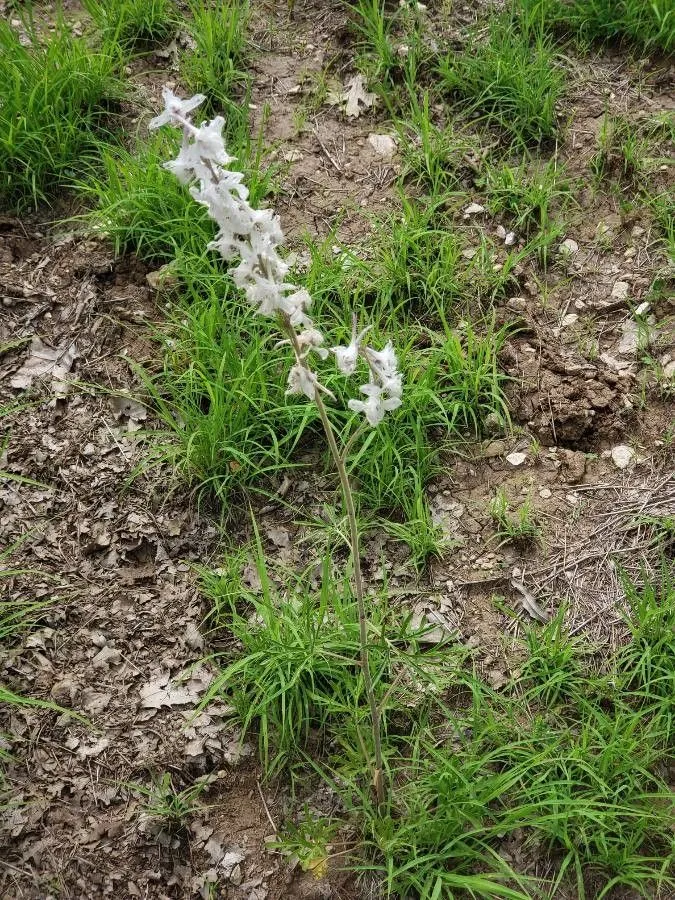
[10,338,77,393]
[343,74,376,117]
[510,579,549,623]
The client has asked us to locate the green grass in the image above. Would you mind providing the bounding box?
[520,0,675,53]
[0,17,125,210]
[590,114,652,185]
[199,539,456,776]
[438,11,565,145]
[479,157,572,236]
[489,488,542,545]
[82,0,177,48]
[357,567,675,899]
[203,558,675,898]
[181,0,250,113]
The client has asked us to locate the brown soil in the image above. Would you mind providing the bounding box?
[1,1,674,898]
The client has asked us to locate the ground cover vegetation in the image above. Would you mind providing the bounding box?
[1,0,673,895]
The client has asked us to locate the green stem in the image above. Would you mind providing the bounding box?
[282,317,386,810]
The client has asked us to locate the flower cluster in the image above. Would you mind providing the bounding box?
[150,88,402,426]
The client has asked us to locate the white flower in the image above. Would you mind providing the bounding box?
[297,327,329,360]
[365,342,398,380]
[347,343,402,427]
[193,117,235,168]
[149,88,205,130]
[332,320,370,375]
[151,87,402,422]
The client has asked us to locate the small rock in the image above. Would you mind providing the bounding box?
[663,360,675,378]
[611,281,630,301]
[539,487,552,499]
[505,451,527,467]
[561,313,578,328]
[559,238,578,254]
[506,297,527,312]
[599,352,632,372]
[367,133,397,158]
[617,321,640,355]
[611,444,635,470]
[483,440,506,458]
[463,203,485,217]
[504,231,516,246]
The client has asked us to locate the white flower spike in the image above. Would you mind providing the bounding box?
[151,88,402,425]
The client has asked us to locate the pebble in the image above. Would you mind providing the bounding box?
[483,440,506,458]
[539,487,552,499]
[611,444,635,469]
[367,133,397,157]
[611,281,630,301]
[618,321,640,355]
[505,451,527,467]
[560,238,578,254]
[463,202,485,217]
[664,360,675,378]
[506,297,527,312]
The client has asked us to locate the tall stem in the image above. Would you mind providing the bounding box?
[282,319,385,809]
[313,390,386,810]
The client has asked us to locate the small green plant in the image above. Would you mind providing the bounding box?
[269,807,340,878]
[347,0,397,83]
[83,0,176,48]
[181,0,250,112]
[489,489,541,544]
[438,12,564,144]
[199,545,422,777]
[519,607,588,704]
[479,157,572,236]
[590,114,650,184]
[378,478,452,573]
[138,772,208,830]
[0,17,125,210]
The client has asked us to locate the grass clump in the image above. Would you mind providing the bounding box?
[181,0,250,112]
[0,17,125,210]
[438,12,565,145]
[489,488,541,545]
[479,157,572,236]
[358,567,675,899]
[200,544,450,777]
[82,0,177,48]
[590,114,652,185]
[521,0,675,53]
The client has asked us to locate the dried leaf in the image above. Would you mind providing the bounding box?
[343,74,376,118]
[10,337,77,392]
[510,579,549,623]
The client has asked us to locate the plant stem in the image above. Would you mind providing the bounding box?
[282,317,386,809]
[312,389,386,810]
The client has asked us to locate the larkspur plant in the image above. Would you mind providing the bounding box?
[150,87,404,805]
